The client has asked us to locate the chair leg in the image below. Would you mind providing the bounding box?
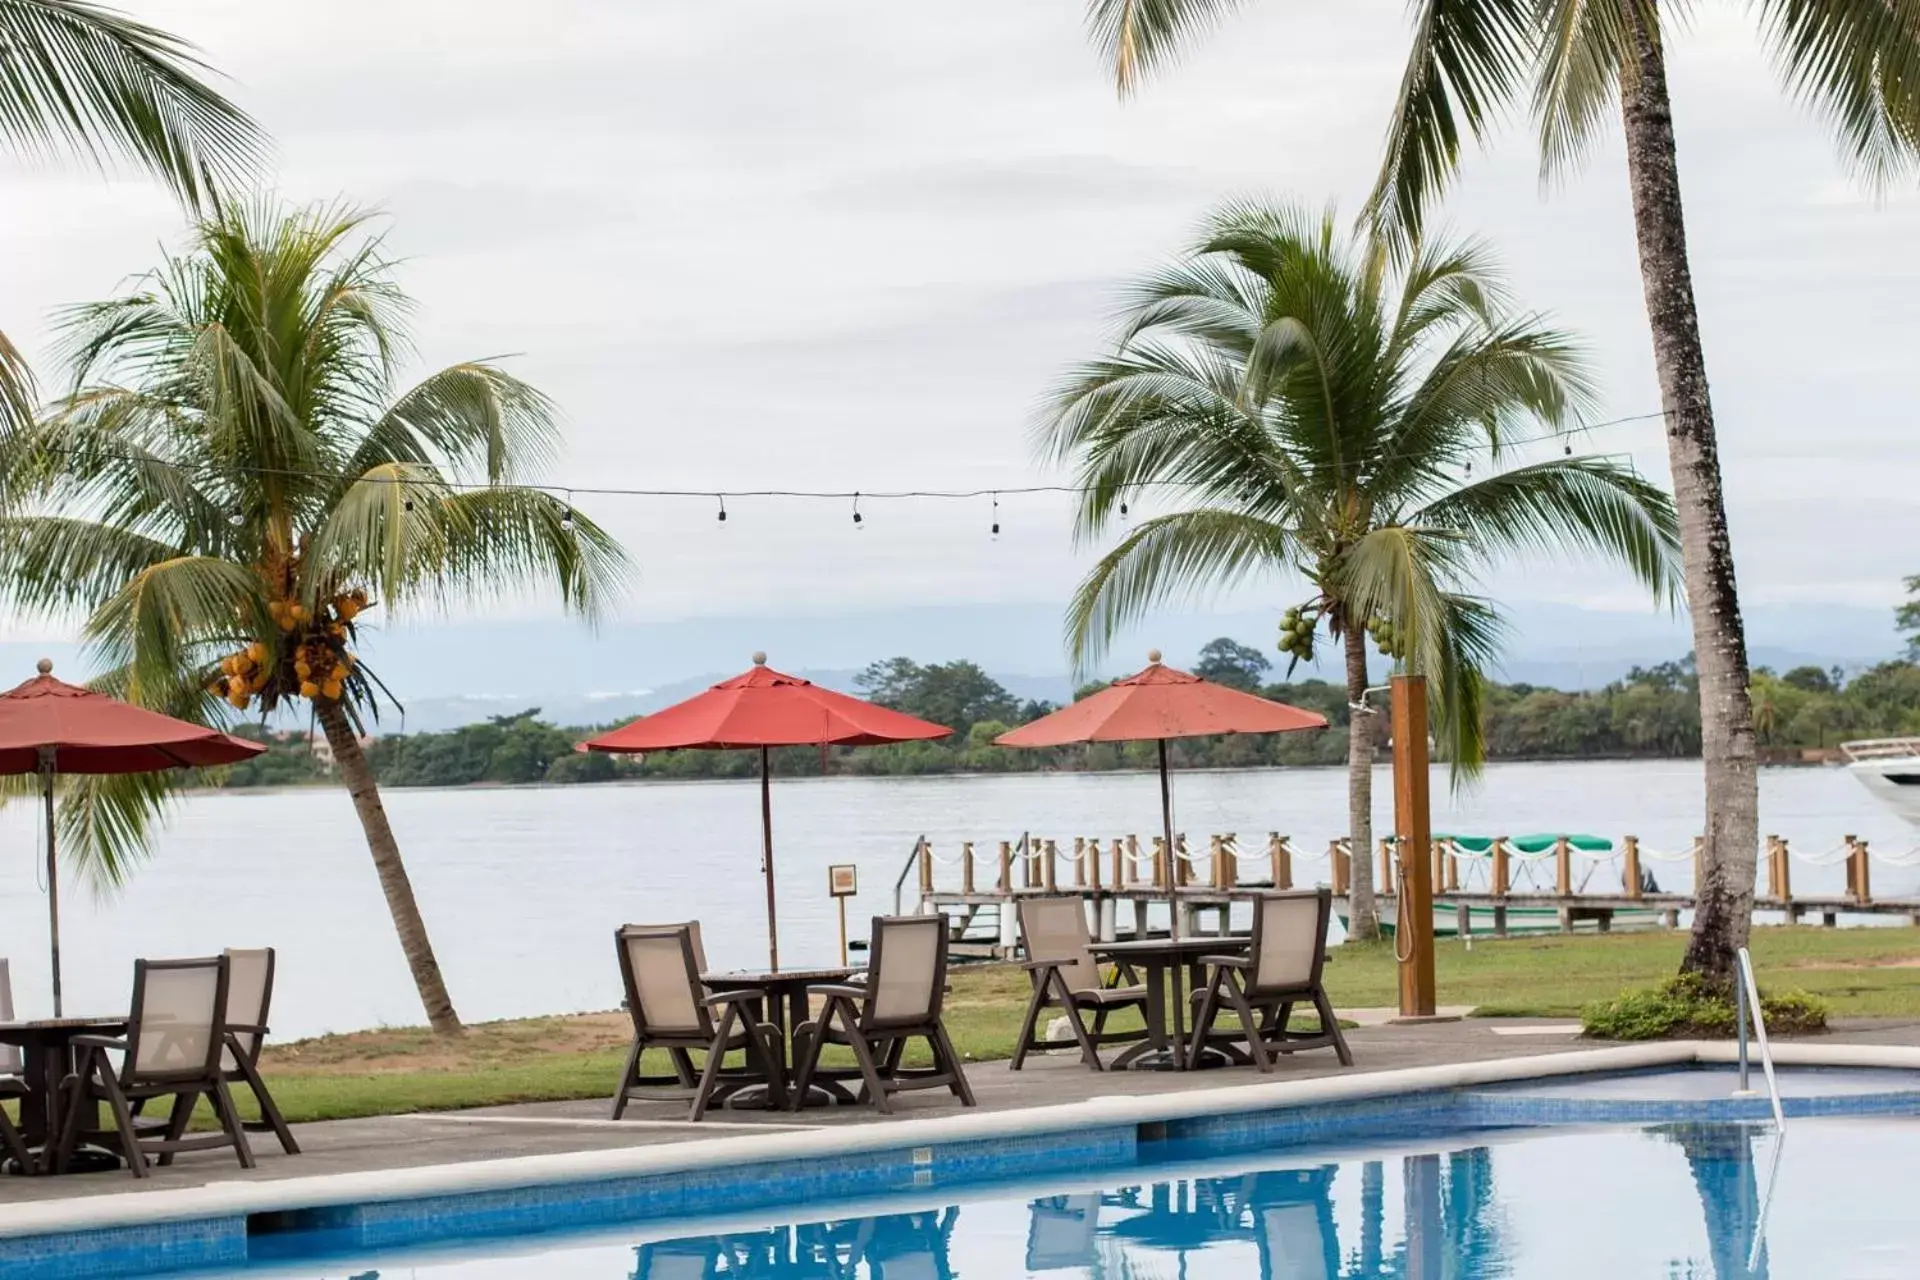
[611,1036,644,1120]
[1008,966,1054,1071]
[1188,968,1224,1062]
[791,1008,828,1104]
[232,1054,301,1155]
[210,1078,257,1169]
[692,1005,741,1122]
[929,1021,975,1107]
[155,1093,195,1168]
[837,1000,892,1115]
[1223,973,1274,1072]
[668,1047,698,1089]
[96,1070,149,1179]
[0,1106,31,1175]
[1313,988,1354,1066]
[1052,973,1105,1071]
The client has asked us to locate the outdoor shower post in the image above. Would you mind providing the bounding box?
[1391,676,1436,1018]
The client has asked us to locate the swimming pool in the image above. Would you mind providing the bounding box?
[8,1058,1917,1279]
[197,1114,1910,1278]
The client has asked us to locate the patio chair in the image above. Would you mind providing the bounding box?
[1188,889,1352,1070]
[1025,1194,1100,1271]
[612,923,782,1121]
[629,1239,717,1280]
[0,958,31,1173]
[54,956,255,1178]
[1010,897,1148,1072]
[221,948,300,1155]
[792,915,975,1115]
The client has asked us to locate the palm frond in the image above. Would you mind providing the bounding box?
[0,0,264,207]
[1532,0,1635,183]
[1752,0,1920,187]
[1084,0,1251,95]
[1363,0,1535,257]
[1411,455,1683,603]
[346,362,562,486]
[0,328,35,480]
[1063,509,1291,669]
[0,516,181,618]
[83,554,261,702]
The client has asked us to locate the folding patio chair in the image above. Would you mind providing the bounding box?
[221,948,300,1155]
[55,955,256,1178]
[792,915,975,1115]
[1188,889,1352,1070]
[0,959,31,1173]
[611,923,782,1121]
[1010,897,1148,1071]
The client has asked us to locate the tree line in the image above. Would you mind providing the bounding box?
[214,639,1920,790]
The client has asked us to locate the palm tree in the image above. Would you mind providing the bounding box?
[0,202,628,1034]
[1081,0,1920,985]
[1043,200,1680,940]
[0,0,264,465]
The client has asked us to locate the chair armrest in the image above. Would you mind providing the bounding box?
[809,984,870,1000]
[1196,955,1252,968]
[69,1035,128,1052]
[1019,958,1064,971]
[704,990,767,1008]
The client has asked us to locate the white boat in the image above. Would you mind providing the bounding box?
[1841,738,1920,824]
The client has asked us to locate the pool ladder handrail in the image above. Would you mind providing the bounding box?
[1735,945,1786,1130]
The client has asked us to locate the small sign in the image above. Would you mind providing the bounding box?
[828,864,859,897]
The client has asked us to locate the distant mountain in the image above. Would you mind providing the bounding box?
[2,596,1898,734]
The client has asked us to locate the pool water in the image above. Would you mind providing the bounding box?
[212,1115,1917,1279]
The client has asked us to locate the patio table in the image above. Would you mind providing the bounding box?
[1088,937,1249,1071]
[701,965,860,1108]
[0,1015,128,1174]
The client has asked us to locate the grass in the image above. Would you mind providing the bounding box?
[206,925,1920,1126]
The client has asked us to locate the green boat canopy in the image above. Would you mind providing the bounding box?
[1429,833,1614,854]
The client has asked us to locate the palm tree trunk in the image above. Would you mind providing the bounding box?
[1343,622,1380,941]
[316,700,463,1034]
[1618,8,1758,985]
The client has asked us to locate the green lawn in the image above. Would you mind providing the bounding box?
[201,925,1920,1126]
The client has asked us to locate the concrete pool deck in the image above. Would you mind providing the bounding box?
[6,1013,1919,1211]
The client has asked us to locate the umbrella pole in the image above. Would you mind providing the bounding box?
[761,745,779,970]
[1159,738,1179,943]
[41,757,62,1017]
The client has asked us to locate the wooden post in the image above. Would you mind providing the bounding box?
[1774,836,1790,904]
[998,841,1014,893]
[1219,835,1238,890]
[1623,835,1642,900]
[1431,840,1445,896]
[1173,835,1191,888]
[1554,837,1572,897]
[1126,835,1140,887]
[1331,839,1350,896]
[961,841,976,895]
[918,839,934,897]
[1391,674,1436,1018]
[1071,837,1086,888]
[1850,836,1871,904]
[1492,838,1510,899]
[1043,839,1059,891]
[1444,844,1459,892]
[837,895,849,967]
[1152,836,1168,890]
[1379,839,1395,895]
[1271,833,1292,890]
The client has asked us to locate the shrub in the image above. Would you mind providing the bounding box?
[1581,971,1829,1040]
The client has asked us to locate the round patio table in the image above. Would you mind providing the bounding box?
[1088,937,1249,1071]
[701,966,860,1108]
[0,1015,128,1174]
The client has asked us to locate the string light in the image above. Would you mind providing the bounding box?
[990,492,1000,539]
[559,491,575,533]
[227,506,244,527]
[716,495,727,523]
[851,491,863,527]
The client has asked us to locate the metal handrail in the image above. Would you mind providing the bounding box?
[1735,946,1786,1130]
[891,835,929,915]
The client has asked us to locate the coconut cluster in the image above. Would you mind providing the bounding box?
[209,589,369,711]
[1277,604,1317,665]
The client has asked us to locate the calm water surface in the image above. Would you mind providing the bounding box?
[1,761,1912,1037]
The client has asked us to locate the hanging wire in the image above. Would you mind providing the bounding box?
[990,492,1000,538]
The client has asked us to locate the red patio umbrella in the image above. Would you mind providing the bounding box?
[0,660,266,1014]
[581,654,951,968]
[995,650,1327,937]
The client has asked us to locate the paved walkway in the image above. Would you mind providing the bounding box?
[6,1016,1918,1205]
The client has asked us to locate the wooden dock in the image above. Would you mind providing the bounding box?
[901,831,1920,957]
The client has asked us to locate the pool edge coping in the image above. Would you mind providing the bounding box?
[4,1039,1918,1240]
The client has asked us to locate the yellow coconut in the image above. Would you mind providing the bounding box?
[246,641,267,664]
[330,664,348,682]
[294,660,312,680]
[321,680,343,701]
[299,681,320,698]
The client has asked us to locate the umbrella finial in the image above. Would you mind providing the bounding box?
[1147,648,1162,664]
[751,651,767,666]
[36,658,52,675]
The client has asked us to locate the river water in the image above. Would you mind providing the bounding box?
[1,761,1913,1038]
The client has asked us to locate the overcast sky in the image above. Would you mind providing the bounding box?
[1,0,1914,650]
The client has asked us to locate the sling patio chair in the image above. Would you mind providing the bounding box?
[1188,889,1353,1071]
[792,915,975,1115]
[611,923,783,1121]
[1009,897,1149,1072]
[54,956,256,1178]
[220,948,300,1155]
[0,959,32,1174]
